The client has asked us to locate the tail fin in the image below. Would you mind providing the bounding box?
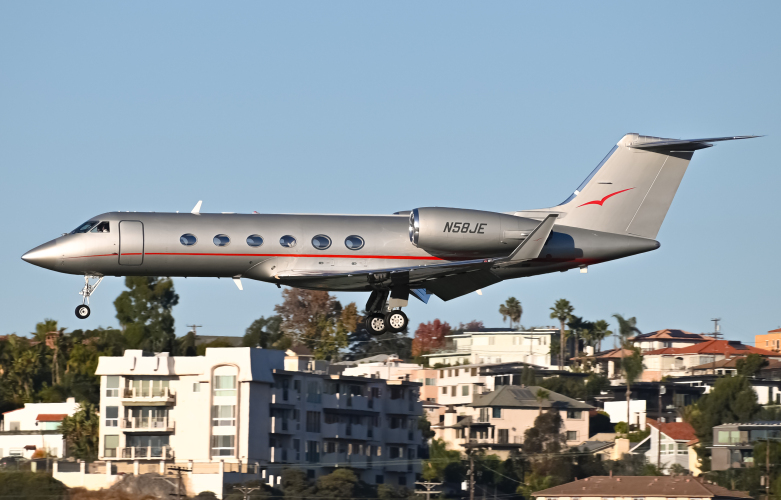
[526,133,758,239]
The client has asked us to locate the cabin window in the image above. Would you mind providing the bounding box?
[180,234,197,246]
[90,221,110,233]
[71,221,99,234]
[311,235,332,250]
[213,234,230,247]
[345,235,365,250]
[246,235,264,247]
[280,235,297,248]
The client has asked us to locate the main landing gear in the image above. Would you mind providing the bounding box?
[364,289,410,335]
[75,275,104,319]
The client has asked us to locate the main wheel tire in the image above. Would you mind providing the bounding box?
[366,313,387,335]
[385,310,408,333]
[75,305,91,319]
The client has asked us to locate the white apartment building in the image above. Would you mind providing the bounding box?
[424,328,558,368]
[0,398,80,458]
[95,347,423,489]
[341,357,422,381]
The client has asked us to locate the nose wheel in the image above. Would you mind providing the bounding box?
[75,275,103,319]
[75,305,91,319]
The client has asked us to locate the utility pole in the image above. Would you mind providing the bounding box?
[469,451,475,500]
[234,486,260,500]
[767,437,770,499]
[657,384,665,469]
[415,481,442,500]
[711,318,721,340]
[167,465,191,498]
[187,324,203,336]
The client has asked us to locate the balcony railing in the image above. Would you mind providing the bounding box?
[122,416,173,431]
[121,387,175,405]
[119,445,174,460]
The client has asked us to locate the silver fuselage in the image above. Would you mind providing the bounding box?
[22,211,658,292]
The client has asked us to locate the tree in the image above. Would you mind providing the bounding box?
[274,289,355,359]
[612,314,642,426]
[423,438,464,482]
[114,276,179,352]
[243,315,286,349]
[499,297,523,330]
[566,316,591,357]
[523,410,566,455]
[550,299,574,370]
[316,468,358,499]
[590,319,613,352]
[412,320,451,357]
[0,472,67,500]
[685,374,760,470]
[60,402,99,460]
[281,468,315,499]
[521,365,537,386]
[455,320,485,333]
[535,389,550,415]
[621,347,644,427]
[736,353,768,377]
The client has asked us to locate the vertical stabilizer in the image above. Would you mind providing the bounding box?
[523,134,757,239]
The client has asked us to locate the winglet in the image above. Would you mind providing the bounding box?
[191,200,203,215]
[507,214,558,262]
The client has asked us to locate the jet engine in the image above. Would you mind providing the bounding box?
[409,207,541,258]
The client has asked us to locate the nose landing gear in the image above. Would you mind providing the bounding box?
[76,275,103,319]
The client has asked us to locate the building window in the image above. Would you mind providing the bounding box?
[498,429,509,444]
[376,475,384,484]
[305,441,320,463]
[389,446,401,459]
[307,382,322,403]
[471,368,477,376]
[566,431,578,441]
[462,385,470,396]
[105,376,119,398]
[451,386,456,397]
[105,406,119,427]
[306,411,321,433]
[293,439,301,461]
[425,378,435,386]
[677,443,687,454]
[567,410,583,419]
[212,405,236,426]
[104,435,119,458]
[211,435,235,456]
[492,407,501,419]
[213,375,236,397]
[325,442,336,454]
[398,476,407,486]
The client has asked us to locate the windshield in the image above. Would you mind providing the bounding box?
[71,221,99,234]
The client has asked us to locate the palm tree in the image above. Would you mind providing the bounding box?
[550,299,574,370]
[499,297,522,330]
[612,314,642,426]
[567,316,592,357]
[535,388,550,415]
[591,319,613,352]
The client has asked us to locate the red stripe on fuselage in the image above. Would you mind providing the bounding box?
[71,252,444,261]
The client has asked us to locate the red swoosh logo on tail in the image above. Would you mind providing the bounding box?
[577,188,634,208]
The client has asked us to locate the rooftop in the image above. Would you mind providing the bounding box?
[646,418,697,441]
[468,385,594,410]
[644,339,781,357]
[534,476,750,498]
[631,329,713,342]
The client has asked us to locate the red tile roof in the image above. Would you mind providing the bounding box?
[768,328,781,334]
[36,414,67,422]
[534,476,750,498]
[646,418,697,441]
[644,339,781,357]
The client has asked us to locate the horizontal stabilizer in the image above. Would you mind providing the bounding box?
[506,214,558,262]
[629,135,760,152]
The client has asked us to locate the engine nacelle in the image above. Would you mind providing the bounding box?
[409,207,540,258]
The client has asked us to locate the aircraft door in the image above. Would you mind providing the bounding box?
[119,221,144,265]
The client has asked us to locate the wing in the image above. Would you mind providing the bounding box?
[276,214,559,301]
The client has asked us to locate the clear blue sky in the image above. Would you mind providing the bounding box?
[2,2,779,345]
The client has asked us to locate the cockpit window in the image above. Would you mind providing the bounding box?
[90,221,110,233]
[71,221,99,234]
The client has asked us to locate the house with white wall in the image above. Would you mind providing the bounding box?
[424,328,558,368]
[630,419,697,473]
[0,398,80,458]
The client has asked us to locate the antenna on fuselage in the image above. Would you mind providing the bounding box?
[191,200,203,215]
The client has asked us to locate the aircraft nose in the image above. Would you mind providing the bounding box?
[22,240,60,269]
